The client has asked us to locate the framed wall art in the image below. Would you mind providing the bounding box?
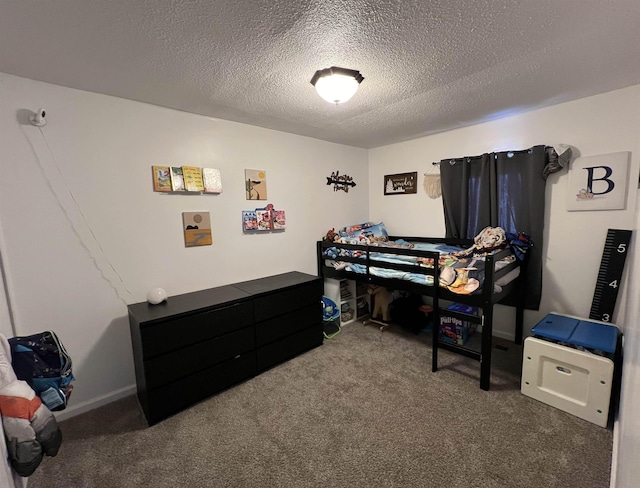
[384,172,418,195]
[567,152,630,211]
[182,211,212,247]
[245,169,267,200]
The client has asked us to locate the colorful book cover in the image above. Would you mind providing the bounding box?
[256,209,273,230]
[170,166,185,191]
[152,166,172,192]
[182,166,204,192]
[242,211,258,231]
[272,210,286,229]
[203,168,222,193]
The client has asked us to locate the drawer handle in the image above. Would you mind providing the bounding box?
[556,366,571,375]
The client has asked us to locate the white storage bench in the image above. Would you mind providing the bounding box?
[521,313,620,428]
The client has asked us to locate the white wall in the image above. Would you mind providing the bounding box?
[612,190,640,488]
[0,73,369,417]
[369,85,640,340]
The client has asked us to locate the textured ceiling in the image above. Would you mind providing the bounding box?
[2,0,640,148]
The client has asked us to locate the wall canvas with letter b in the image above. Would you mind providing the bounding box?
[567,152,630,211]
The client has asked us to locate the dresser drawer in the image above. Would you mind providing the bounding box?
[255,302,321,347]
[253,280,322,322]
[144,326,255,390]
[256,323,323,372]
[141,301,253,359]
[145,352,256,425]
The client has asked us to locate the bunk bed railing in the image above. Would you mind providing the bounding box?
[318,240,441,276]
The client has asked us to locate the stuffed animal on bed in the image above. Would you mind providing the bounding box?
[367,285,393,322]
[323,228,338,242]
[455,226,507,257]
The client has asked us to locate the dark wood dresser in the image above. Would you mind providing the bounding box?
[128,271,323,425]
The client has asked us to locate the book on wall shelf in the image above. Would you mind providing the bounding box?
[242,211,258,231]
[272,210,286,229]
[182,166,205,192]
[170,166,185,191]
[242,203,286,232]
[203,168,222,193]
[256,208,273,231]
[152,165,172,192]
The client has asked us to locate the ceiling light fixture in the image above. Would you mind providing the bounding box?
[310,67,364,104]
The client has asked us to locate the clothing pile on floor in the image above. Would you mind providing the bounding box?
[0,332,68,477]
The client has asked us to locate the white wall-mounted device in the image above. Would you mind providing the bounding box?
[29,108,47,127]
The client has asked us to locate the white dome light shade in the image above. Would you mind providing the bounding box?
[311,67,364,104]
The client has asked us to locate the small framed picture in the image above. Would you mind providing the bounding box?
[182,212,212,247]
[384,172,418,195]
[245,169,267,200]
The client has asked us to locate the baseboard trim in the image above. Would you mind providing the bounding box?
[52,384,137,422]
[610,417,620,488]
[492,329,516,341]
[476,325,515,342]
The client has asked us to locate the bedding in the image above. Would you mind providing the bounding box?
[322,238,520,295]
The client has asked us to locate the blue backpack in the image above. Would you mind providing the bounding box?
[8,330,74,411]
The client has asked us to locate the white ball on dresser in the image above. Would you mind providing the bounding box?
[146,288,168,305]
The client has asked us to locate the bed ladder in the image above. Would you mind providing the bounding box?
[431,249,525,391]
[431,301,489,389]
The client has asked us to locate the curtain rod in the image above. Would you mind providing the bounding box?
[431,146,552,166]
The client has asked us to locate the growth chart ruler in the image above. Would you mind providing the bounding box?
[589,228,632,323]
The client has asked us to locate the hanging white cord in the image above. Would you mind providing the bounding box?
[423,164,442,199]
[22,126,136,306]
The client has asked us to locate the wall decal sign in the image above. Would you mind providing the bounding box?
[567,152,630,211]
[384,172,418,195]
[326,171,356,192]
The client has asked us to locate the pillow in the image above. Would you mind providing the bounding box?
[339,221,389,243]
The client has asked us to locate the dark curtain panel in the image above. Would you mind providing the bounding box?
[440,153,493,239]
[440,145,548,310]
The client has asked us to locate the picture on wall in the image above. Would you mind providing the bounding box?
[567,151,630,211]
[245,169,268,200]
[182,211,212,247]
[384,172,418,195]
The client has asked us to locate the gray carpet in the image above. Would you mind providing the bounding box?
[28,323,612,488]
